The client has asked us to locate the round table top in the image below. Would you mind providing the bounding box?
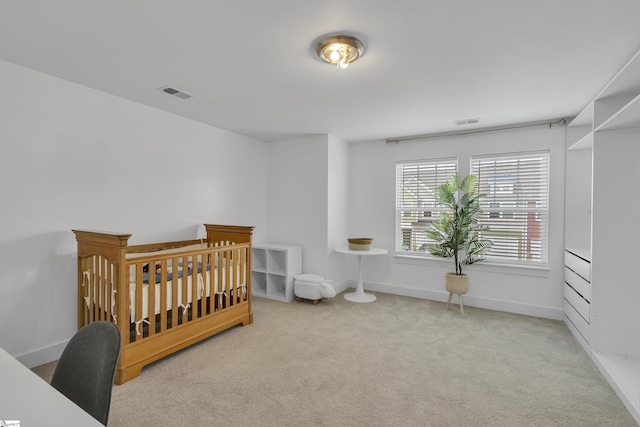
[335,246,388,256]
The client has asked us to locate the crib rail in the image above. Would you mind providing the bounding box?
[124,244,249,344]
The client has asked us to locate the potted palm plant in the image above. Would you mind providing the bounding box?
[426,173,492,298]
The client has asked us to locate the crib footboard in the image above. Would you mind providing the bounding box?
[73,224,254,384]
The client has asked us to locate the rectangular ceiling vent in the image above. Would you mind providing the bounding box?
[454,118,480,125]
[161,86,193,99]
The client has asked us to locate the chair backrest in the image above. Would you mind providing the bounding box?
[51,321,121,426]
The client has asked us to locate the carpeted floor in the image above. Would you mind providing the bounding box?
[34,292,638,426]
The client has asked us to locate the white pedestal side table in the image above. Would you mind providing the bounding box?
[335,246,388,303]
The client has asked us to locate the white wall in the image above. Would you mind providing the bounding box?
[267,135,329,275]
[347,125,567,318]
[0,60,268,366]
[267,134,351,288]
[327,135,350,287]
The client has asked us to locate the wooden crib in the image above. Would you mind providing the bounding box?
[72,224,254,384]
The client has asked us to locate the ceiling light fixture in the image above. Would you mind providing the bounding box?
[316,35,364,70]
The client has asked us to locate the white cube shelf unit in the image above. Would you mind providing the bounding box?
[251,243,302,303]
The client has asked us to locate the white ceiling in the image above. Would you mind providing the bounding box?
[2,1,640,143]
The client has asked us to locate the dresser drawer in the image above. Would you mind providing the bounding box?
[563,282,589,323]
[563,299,590,343]
[564,250,591,282]
[564,267,592,302]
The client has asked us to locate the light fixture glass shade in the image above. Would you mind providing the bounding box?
[316,35,364,69]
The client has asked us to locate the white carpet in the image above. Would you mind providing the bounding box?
[49,292,640,426]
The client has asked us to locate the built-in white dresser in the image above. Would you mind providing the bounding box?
[563,248,591,353]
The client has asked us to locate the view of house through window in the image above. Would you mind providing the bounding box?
[396,150,550,267]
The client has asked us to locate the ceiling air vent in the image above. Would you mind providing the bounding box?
[161,86,193,99]
[454,118,480,125]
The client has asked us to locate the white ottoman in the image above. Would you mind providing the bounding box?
[294,274,336,304]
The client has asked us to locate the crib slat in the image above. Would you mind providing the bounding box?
[100,257,106,321]
[91,256,98,323]
[101,256,107,321]
[148,259,158,336]
[91,256,97,323]
[206,252,213,314]
[240,248,246,303]
[171,256,178,328]
[231,249,238,304]
[87,257,93,323]
[94,257,100,322]
[199,253,207,317]
[217,251,225,310]
[102,257,109,321]
[97,257,103,321]
[96,256,102,321]
[181,255,189,324]
[191,255,198,320]
[225,249,231,308]
[135,263,144,339]
[213,251,219,311]
[238,248,244,303]
[106,261,112,322]
[159,259,167,333]
[80,257,89,327]
[201,253,207,317]
[121,261,130,346]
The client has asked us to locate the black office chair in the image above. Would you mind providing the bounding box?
[51,321,121,426]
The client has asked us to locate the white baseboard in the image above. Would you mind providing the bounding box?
[336,279,564,320]
[332,280,352,295]
[16,340,68,369]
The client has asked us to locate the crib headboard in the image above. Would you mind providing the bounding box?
[72,229,132,331]
[73,229,132,260]
[205,224,255,245]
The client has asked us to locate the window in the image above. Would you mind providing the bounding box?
[471,151,550,266]
[395,158,457,254]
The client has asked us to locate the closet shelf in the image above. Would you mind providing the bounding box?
[596,93,640,131]
[568,132,593,150]
[569,103,594,128]
[597,49,640,100]
[592,352,640,416]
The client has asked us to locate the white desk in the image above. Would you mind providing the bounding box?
[0,348,103,426]
[335,247,388,303]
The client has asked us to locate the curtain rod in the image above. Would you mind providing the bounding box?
[385,118,568,144]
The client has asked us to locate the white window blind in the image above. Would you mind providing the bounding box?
[471,151,550,266]
[395,158,457,254]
